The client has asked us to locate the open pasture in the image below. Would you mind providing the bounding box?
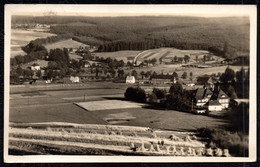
[11,29,55,57]
[93,50,141,63]
[44,39,89,51]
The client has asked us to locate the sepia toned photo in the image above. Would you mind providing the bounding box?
[4,5,257,163]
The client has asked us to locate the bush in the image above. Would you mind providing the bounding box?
[124,87,146,103]
[197,128,248,157]
[225,102,249,133]
[148,93,157,103]
[152,88,166,99]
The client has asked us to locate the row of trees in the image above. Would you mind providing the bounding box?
[125,82,193,112]
[11,44,48,66]
[219,67,249,98]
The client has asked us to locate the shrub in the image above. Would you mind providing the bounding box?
[124,87,146,103]
[197,128,248,157]
[148,93,157,103]
[152,88,166,99]
[225,102,249,133]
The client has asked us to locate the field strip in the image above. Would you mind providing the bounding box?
[9,137,132,154]
[62,94,123,101]
[160,51,171,60]
[133,50,150,64]
[75,100,146,111]
[9,122,196,134]
[142,52,156,59]
[9,102,72,109]
[9,137,185,156]
[9,127,204,147]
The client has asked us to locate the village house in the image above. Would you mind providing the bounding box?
[30,64,41,71]
[194,88,213,108]
[126,76,135,84]
[137,79,151,85]
[150,75,176,85]
[70,76,80,83]
[196,75,215,90]
[207,100,222,112]
[217,90,230,109]
[79,73,96,81]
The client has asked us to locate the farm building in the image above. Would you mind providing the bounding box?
[126,76,135,84]
[79,73,96,80]
[150,75,176,85]
[137,79,151,84]
[30,64,40,71]
[217,90,230,109]
[208,100,222,112]
[196,76,215,90]
[194,88,213,107]
[70,76,80,83]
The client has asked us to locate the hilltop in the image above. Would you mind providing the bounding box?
[12,16,250,58]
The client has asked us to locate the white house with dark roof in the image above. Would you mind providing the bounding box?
[70,76,80,83]
[126,76,135,84]
[217,90,230,109]
[208,100,222,112]
[30,63,41,71]
[195,88,213,107]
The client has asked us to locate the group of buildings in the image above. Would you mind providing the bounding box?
[126,74,230,113]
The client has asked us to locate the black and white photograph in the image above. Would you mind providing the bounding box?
[4,5,257,163]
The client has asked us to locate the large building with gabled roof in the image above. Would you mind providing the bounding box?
[217,90,230,109]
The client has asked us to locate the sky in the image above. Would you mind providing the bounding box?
[7,5,255,18]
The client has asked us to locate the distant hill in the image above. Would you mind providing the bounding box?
[12,16,250,58]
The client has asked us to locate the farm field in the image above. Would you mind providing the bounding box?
[123,64,247,81]
[9,122,212,156]
[11,29,55,58]
[9,83,227,131]
[93,50,141,63]
[44,39,89,52]
[134,48,223,65]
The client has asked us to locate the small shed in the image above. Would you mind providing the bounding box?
[70,76,80,83]
[30,64,41,71]
[208,100,222,112]
[126,76,135,84]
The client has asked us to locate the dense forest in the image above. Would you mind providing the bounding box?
[12,15,250,58]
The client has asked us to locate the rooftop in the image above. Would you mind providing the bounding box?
[209,100,221,106]
[151,75,174,80]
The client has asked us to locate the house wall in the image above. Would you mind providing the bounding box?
[31,66,40,71]
[208,105,222,111]
[126,78,135,83]
[151,79,172,85]
[218,99,230,109]
[196,102,206,107]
